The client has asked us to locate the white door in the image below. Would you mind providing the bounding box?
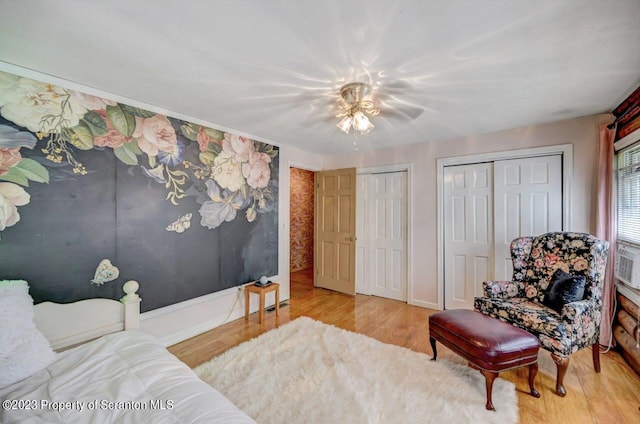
[355,171,408,301]
[493,155,563,280]
[443,155,564,309]
[444,163,493,310]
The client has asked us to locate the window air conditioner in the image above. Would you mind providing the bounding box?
[615,245,640,289]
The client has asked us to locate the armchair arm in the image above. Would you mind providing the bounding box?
[560,300,601,346]
[480,280,520,299]
[560,300,597,326]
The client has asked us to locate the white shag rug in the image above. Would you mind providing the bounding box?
[195,317,518,424]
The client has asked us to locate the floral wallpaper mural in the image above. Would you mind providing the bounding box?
[0,70,278,312]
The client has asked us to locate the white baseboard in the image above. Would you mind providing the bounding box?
[408,298,441,310]
[155,312,241,348]
[141,281,288,347]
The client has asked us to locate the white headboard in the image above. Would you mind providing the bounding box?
[34,280,141,350]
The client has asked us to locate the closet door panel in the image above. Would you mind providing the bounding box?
[494,155,563,280]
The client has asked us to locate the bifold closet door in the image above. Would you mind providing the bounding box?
[443,155,563,309]
[493,156,563,281]
[443,163,493,310]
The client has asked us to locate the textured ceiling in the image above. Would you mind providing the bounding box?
[1,0,639,154]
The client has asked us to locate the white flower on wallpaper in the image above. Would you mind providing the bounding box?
[70,90,117,111]
[0,70,278,239]
[213,151,245,191]
[0,182,30,235]
[1,78,88,134]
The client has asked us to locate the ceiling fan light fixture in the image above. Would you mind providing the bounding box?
[352,111,372,132]
[336,82,378,137]
[360,120,375,134]
[336,115,353,134]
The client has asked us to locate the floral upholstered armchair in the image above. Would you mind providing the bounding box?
[474,232,609,396]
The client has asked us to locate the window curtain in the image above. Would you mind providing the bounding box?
[596,122,616,348]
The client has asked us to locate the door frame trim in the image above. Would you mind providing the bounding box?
[436,144,573,310]
[357,163,413,304]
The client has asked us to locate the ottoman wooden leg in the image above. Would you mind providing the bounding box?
[429,337,438,361]
[528,362,541,398]
[480,370,498,411]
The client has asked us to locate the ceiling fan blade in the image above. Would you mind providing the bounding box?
[378,100,425,121]
[375,80,421,97]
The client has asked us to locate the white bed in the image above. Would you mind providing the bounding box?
[0,280,255,424]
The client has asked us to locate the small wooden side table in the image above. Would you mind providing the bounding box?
[244,282,280,324]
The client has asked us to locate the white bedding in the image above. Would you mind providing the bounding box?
[0,331,256,424]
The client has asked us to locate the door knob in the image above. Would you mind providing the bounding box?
[346,236,357,241]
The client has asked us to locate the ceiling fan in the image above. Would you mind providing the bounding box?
[336,82,379,134]
[335,81,424,135]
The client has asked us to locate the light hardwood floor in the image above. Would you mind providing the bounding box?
[169,269,640,424]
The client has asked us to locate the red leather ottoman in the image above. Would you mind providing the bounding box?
[429,309,540,411]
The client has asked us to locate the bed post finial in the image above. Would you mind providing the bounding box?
[121,280,141,330]
[122,280,140,302]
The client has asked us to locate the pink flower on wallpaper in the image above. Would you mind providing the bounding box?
[197,127,213,152]
[222,133,254,162]
[242,152,271,189]
[93,110,142,149]
[0,147,21,175]
[246,207,257,222]
[137,115,177,156]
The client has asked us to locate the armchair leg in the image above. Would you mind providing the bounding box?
[592,342,601,373]
[551,354,569,397]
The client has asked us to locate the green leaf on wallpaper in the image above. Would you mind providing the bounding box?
[82,111,108,136]
[0,167,29,186]
[120,104,156,118]
[14,158,49,183]
[106,104,136,136]
[180,123,199,141]
[114,142,140,166]
[199,151,216,166]
[148,153,157,168]
[204,127,224,140]
[64,124,94,150]
[128,139,143,154]
[261,144,278,157]
[207,141,222,154]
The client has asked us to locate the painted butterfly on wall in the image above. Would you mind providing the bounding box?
[91,259,120,286]
[166,213,192,233]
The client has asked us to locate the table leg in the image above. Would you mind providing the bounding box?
[259,292,265,324]
[244,288,249,320]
